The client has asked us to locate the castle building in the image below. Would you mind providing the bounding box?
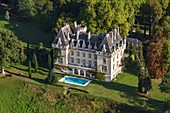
[52,22,126,81]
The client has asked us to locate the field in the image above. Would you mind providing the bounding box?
[3,64,164,112]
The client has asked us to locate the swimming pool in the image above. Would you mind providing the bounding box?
[59,76,91,86]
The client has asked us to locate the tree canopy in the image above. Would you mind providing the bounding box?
[0,30,22,73]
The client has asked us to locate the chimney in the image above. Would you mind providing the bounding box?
[67,32,70,40]
[88,42,92,49]
[111,31,114,43]
[76,30,79,40]
[117,27,119,35]
[82,40,86,48]
[102,44,106,53]
[88,32,91,40]
[76,40,80,48]
[74,21,77,28]
[124,35,126,45]
[94,43,97,50]
[114,28,116,40]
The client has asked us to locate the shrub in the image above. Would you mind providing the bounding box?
[46,70,57,84]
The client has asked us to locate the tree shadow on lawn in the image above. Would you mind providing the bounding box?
[4,19,52,47]
[91,80,163,112]
[11,65,47,76]
[5,70,46,85]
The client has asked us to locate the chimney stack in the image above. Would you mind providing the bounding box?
[67,32,70,40]
[88,32,91,40]
[117,27,119,35]
[74,21,77,28]
[102,44,106,53]
[114,28,116,40]
[76,30,79,40]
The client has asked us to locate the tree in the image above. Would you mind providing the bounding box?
[26,41,30,61]
[0,30,22,74]
[28,60,32,78]
[48,54,52,70]
[135,41,152,93]
[146,25,165,78]
[80,0,138,35]
[4,10,10,21]
[32,52,38,73]
[0,42,8,74]
[46,70,57,84]
[17,0,36,18]
[162,40,170,72]
[160,72,170,111]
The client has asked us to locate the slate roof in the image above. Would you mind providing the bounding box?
[53,24,124,53]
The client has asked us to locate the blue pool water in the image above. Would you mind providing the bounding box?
[59,76,91,86]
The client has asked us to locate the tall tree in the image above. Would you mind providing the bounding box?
[48,54,52,70]
[135,41,152,93]
[32,52,38,73]
[26,41,30,61]
[146,25,165,78]
[28,60,32,78]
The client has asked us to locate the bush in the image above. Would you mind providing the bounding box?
[46,70,57,84]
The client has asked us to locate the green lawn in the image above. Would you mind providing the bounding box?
[5,64,164,112]
[0,19,52,47]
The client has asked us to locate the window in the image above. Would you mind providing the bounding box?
[113,64,115,70]
[117,61,119,67]
[94,61,97,68]
[76,58,80,64]
[117,54,119,59]
[71,57,74,64]
[82,59,86,66]
[77,51,80,56]
[71,51,74,56]
[88,60,91,67]
[113,57,115,62]
[88,53,91,58]
[94,55,97,60]
[82,52,86,57]
[58,58,63,64]
[103,58,106,64]
[102,66,107,72]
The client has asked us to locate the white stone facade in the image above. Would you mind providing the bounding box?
[52,22,126,81]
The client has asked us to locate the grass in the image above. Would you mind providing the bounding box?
[0,19,52,47]
[4,64,164,112]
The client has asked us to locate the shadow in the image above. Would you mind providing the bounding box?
[3,19,52,47]
[5,70,46,85]
[11,65,27,72]
[31,77,46,84]
[91,77,163,112]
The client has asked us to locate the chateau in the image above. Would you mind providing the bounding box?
[52,22,126,81]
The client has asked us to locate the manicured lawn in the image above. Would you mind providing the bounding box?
[5,64,164,112]
[0,19,52,47]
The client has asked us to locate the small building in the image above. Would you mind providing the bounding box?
[52,22,126,81]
